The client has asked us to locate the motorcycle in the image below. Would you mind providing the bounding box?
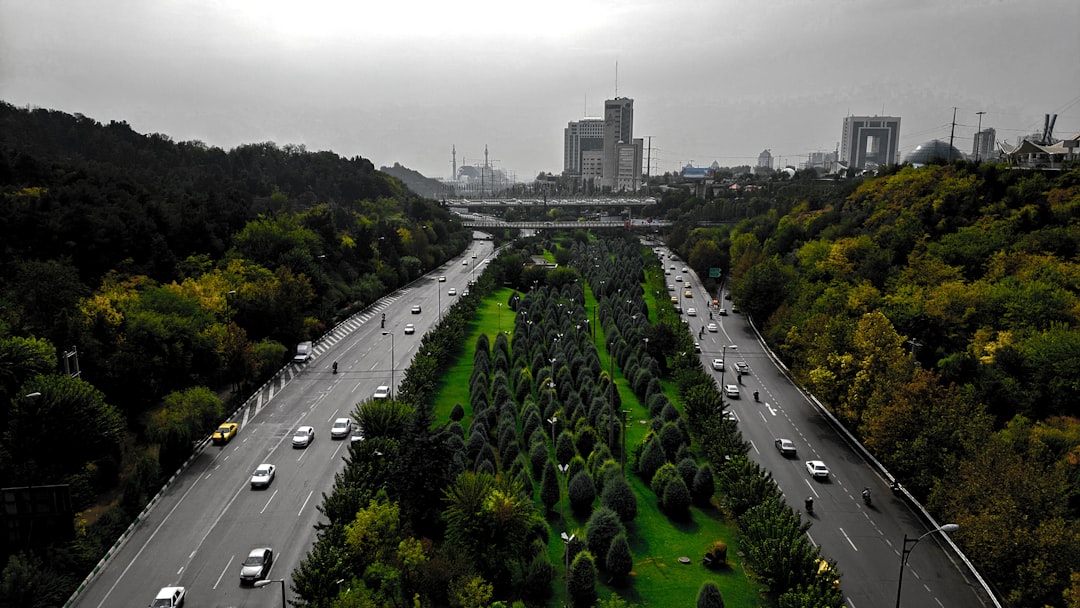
[862,488,872,507]
[332,361,338,374]
[753,391,760,402]
[804,496,814,514]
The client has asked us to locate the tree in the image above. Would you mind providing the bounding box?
[145,386,222,473]
[567,551,597,608]
[601,475,638,523]
[540,459,560,513]
[585,507,624,571]
[568,470,596,516]
[696,582,725,608]
[606,533,633,580]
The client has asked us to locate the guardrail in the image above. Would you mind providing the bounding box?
[744,316,1001,608]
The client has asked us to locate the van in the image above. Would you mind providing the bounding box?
[293,341,312,363]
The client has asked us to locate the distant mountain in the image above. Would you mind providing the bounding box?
[381,162,453,199]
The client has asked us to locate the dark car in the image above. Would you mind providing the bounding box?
[239,547,273,585]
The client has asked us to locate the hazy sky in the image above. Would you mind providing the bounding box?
[2,0,1078,180]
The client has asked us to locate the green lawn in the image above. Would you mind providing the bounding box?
[429,286,762,607]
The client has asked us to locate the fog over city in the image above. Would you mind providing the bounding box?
[2,0,1077,179]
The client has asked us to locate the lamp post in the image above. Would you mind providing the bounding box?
[561,532,576,607]
[381,331,395,400]
[895,523,960,608]
[621,408,631,475]
[497,302,502,332]
[557,463,570,523]
[547,415,558,449]
[254,579,286,607]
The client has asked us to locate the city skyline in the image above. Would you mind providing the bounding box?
[2,0,1077,181]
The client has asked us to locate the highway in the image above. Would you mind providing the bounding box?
[71,236,494,608]
[666,244,991,608]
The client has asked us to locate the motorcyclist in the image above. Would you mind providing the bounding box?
[332,361,338,374]
[805,496,814,514]
[381,313,385,328]
[753,391,759,402]
[862,487,871,505]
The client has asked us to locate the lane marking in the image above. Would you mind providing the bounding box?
[298,490,314,517]
[839,527,858,551]
[260,489,278,514]
[212,554,234,590]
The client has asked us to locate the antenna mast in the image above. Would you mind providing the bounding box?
[615,61,618,97]
[452,145,457,180]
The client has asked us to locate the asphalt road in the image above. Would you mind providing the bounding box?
[72,237,494,608]
[662,245,990,608]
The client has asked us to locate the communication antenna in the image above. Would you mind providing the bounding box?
[615,61,618,97]
[452,145,457,180]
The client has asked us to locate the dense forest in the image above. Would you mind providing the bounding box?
[0,102,470,606]
[663,163,1080,607]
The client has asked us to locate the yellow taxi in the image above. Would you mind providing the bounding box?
[212,422,239,445]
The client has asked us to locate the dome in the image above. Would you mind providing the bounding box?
[905,140,965,165]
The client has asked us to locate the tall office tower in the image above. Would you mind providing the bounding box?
[757,149,773,169]
[564,118,606,174]
[603,97,636,190]
[840,115,901,169]
[973,127,996,161]
[614,138,644,192]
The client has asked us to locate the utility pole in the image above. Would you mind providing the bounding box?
[947,107,958,162]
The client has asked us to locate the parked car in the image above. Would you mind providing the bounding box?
[250,464,276,488]
[292,426,315,448]
[805,460,830,479]
[774,438,797,457]
[724,384,739,398]
[711,358,725,371]
[239,547,274,585]
[212,422,238,445]
[331,418,352,439]
[151,586,185,608]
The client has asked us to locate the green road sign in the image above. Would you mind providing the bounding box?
[709,267,721,278]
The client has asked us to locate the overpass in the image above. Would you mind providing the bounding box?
[446,197,658,209]
[461,219,669,230]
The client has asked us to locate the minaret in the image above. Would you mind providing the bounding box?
[452,145,457,180]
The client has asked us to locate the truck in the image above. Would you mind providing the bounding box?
[293,341,312,363]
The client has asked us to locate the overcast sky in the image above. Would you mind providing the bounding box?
[2,0,1078,180]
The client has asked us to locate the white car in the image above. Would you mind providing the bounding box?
[151,586,185,608]
[675,275,683,282]
[331,418,352,439]
[292,426,315,448]
[682,267,689,273]
[448,288,457,296]
[687,307,697,316]
[667,284,675,291]
[735,361,750,375]
[718,308,728,316]
[707,322,718,332]
[373,385,391,399]
[711,358,725,371]
[438,275,446,282]
[411,305,421,314]
[806,460,830,479]
[404,323,415,335]
[724,384,740,398]
[462,260,468,265]
[250,463,276,488]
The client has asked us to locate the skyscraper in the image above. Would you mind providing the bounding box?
[973,128,996,161]
[840,115,901,169]
[564,118,605,174]
[757,149,773,170]
[603,97,638,190]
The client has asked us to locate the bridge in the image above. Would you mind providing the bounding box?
[446,197,658,209]
[461,219,669,230]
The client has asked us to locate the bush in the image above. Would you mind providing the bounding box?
[521,551,554,599]
[692,463,716,506]
[540,459,560,513]
[601,475,638,523]
[450,403,465,421]
[696,581,725,608]
[568,470,596,516]
[556,430,577,465]
[650,462,678,497]
[704,540,728,569]
[637,436,666,483]
[605,533,633,580]
[568,551,597,608]
[662,476,692,518]
[585,507,624,570]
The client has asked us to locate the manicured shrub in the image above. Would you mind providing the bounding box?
[522,551,554,599]
[585,507,624,570]
[662,476,692,519]
[692,463,716,506]
[601,475,638,523]
[556,430,576,465]
[637,436,666,483]
[541,459,560,513]
[696,581,725,608]
[450,403,465,422]
[530,441,548,477]
[606,532,633,580]
[650,462,678,497]
[660,422,687,460]
[677,457,698,489]
[568,551,597,608]
[568,470,596,516]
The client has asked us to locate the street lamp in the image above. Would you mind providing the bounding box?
[895,523,960,608]
[497,302,502,332]
[254,579,286,607]
[381,331,395,400]
[557,463,570,522]
[561,532,576,607]
[547,415,558,449]
[621,408,631,475]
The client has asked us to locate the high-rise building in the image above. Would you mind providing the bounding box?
[564,118,605,174]
[757,149,773,169]
[973,127,996,161]
[840,115,901,169]
[603,97,638,190]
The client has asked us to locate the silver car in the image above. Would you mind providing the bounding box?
[331,418,352,439]
[239,547,273,585]
[250,464,275,488]
[292,426,315,448]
